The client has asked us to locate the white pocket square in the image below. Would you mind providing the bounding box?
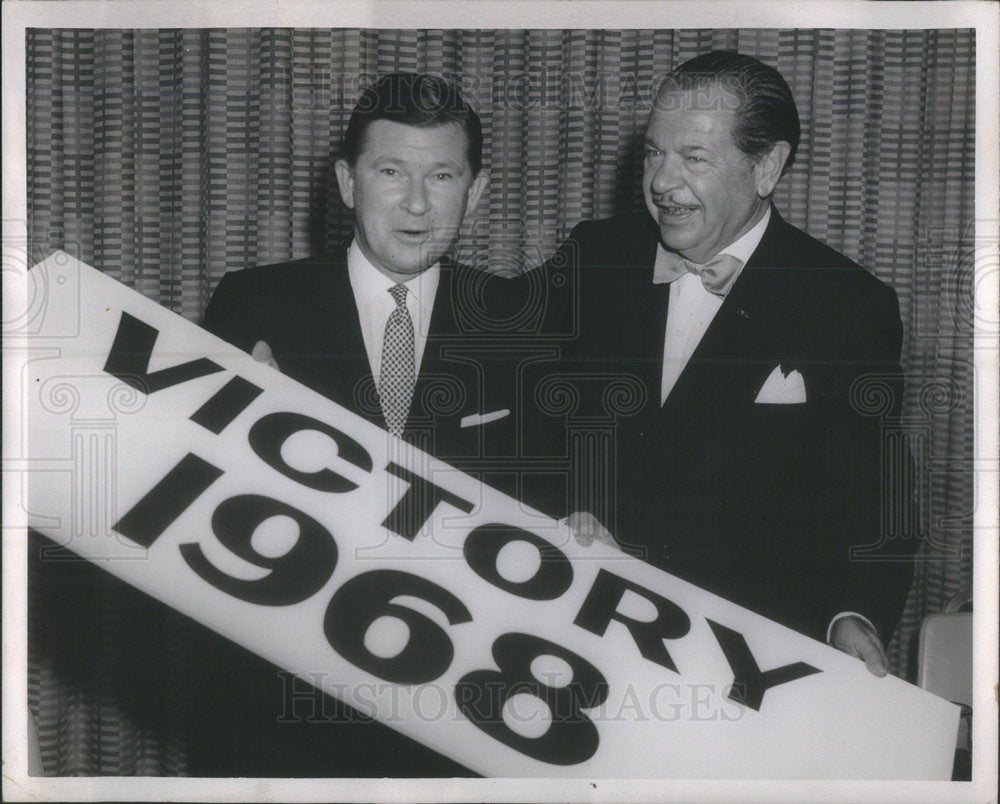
[460,408,510,428]
[754,366,807,404]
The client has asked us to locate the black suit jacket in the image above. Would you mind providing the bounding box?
[203,247,553,490]
[186,246,566,777]
[549,208,914,642]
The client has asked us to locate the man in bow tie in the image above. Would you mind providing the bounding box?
[553,51,914,675]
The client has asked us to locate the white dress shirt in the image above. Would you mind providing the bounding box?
[656,206,771,403]
[346,240,439,383]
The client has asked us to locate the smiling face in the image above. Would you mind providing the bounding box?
[334,120,488,283]
[643,84,786,263]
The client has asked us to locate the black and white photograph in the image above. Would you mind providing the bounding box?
[3,1,997,801]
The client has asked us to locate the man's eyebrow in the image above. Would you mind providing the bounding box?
[427,159,466,172]
[371,155,467,172]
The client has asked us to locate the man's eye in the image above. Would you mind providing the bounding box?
[686,156,705,164]
[644,148,662,159]
[434,172,454,181]
[380,168,398,176]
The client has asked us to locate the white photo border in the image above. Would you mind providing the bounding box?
[3,2,997,802]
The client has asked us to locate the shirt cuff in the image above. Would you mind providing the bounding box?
[826,611,876,644]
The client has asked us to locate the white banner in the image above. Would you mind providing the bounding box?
[19,252,959,778]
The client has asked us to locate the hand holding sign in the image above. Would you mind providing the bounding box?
[831,615,890,678]
[21,253,959,779]
[563,511,617,549]
[252,340,280,370]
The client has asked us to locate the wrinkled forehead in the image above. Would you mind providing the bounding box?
[645,85,743,148]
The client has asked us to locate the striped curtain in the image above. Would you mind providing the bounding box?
[26,28,976,775]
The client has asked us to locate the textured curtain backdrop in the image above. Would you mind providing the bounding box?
[26,28,975,775]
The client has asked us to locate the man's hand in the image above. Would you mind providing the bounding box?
[251,340,280,370]
[563,511,617,549]
[830,615,889,677]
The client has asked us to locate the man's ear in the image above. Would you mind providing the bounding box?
[754,141,791,198]
[334,159,355,209]
[466,170,489,215]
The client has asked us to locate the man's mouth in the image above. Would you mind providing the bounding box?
[395,229,431,242]
[655,203,699,220]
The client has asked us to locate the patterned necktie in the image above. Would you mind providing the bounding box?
[379,284,416,437]
[653,251,744,297]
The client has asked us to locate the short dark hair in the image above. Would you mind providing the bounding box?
[341,73,484,174]
[659,51,800,174]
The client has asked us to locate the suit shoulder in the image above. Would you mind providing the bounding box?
[442,261,570,339]
[557,211,659,274]
[448,262,539,322]
[567,212,657,247]
[780,221,863,270]
[202,250,349,344]
[769,218,896,301]
[211,253,343,298]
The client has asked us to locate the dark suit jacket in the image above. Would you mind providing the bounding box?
[185,246,566,777]
[203,247,555,492]
[548,208,915,642]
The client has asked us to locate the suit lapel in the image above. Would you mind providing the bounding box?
[411,258,461,425]
[638,280,672,400]
[317,254,385,426]
[661,210,796,423]
[600,223,666,397]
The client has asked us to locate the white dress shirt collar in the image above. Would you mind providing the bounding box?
[716,204,772,266]
[346,240,440,381]
[653,204,772,284]
[346,240,440,329]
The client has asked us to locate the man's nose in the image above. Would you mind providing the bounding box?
[402,180,429,215]
[649,155,682,195]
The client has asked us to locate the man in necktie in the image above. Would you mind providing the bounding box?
[380,282,417,437]
[551,51,915,677]
[206,73,490,441]
[198,73,557,777]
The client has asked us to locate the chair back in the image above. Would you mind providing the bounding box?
[916,611,972,707]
